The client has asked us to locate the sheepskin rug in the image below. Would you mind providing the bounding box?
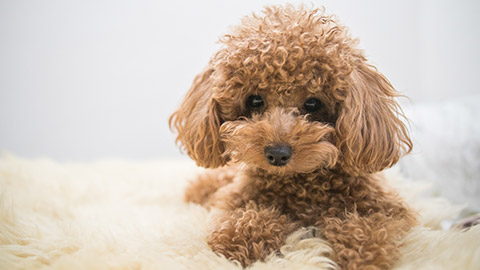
[1,154,479,270]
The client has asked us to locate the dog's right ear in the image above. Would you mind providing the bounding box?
[169,66,226,168]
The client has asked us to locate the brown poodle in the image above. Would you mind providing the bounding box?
[170,5,417,269]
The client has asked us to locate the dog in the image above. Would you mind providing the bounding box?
[170,5,417,269]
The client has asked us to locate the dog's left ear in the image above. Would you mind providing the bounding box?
[336,63,412,175]
[169,66,227,168]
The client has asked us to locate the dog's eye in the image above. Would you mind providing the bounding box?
[304,98,323,113]
[245,95,264,110]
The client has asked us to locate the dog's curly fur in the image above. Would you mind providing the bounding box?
[170,5,417,269]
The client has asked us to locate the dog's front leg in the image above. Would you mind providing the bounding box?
[207,201,298,267]
[319,209,415,270]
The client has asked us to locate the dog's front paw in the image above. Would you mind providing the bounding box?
[207,202,298,267]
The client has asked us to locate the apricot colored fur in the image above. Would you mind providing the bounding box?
[171,5,417,269]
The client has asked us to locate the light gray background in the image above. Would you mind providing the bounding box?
[1,0,479,161]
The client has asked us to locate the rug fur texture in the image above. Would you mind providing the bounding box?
[0,154,479,270]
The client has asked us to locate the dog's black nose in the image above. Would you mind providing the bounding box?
[264,145,292,166]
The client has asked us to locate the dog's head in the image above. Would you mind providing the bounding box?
[170,5,411,176]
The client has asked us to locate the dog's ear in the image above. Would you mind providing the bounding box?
[169,66,226,168]
[335,63,412,175]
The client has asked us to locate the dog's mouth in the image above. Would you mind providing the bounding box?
[219,108,339,175]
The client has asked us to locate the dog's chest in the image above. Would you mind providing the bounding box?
[253,174,352,220]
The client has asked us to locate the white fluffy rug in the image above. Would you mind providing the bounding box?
[0,154,479,270]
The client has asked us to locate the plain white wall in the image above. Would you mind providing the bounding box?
[1,0,479,161]
[419,0,480,101]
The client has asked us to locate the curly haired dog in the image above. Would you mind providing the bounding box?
[170,5,417,269]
